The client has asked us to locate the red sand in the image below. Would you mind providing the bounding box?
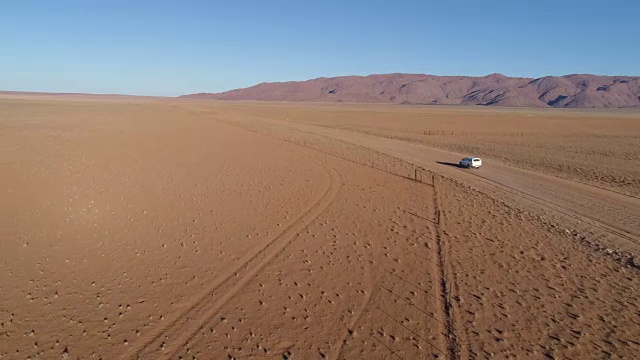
[2,97,638,359]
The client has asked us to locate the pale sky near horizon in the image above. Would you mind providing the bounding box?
[2,0,638,96]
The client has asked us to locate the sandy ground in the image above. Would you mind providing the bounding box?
[2,97,639,359]
[199,102,640,197]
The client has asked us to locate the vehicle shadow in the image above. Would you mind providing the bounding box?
[436,161,463,168]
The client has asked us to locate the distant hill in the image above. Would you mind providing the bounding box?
[180,73,640,108]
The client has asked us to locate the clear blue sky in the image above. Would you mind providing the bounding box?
[2,0,638,96]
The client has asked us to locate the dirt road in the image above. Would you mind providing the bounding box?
[238,117,640,256]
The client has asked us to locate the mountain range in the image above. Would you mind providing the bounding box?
[181,73,640,108]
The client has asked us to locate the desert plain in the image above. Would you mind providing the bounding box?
[2,96,639,359]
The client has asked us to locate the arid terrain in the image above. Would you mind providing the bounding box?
[2,96,639,359]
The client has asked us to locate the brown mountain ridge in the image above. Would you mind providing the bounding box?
[181,73,640,108]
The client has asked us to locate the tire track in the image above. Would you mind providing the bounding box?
[332,282,376,360]
[432,177,461,360]
[219,113,458,359]
[123,154,343,360]
[568,178,640,201]
[462,170,640,248]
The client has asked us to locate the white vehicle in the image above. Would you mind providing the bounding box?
[459,157,482,168]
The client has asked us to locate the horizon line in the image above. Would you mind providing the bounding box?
[3,71,639,97]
